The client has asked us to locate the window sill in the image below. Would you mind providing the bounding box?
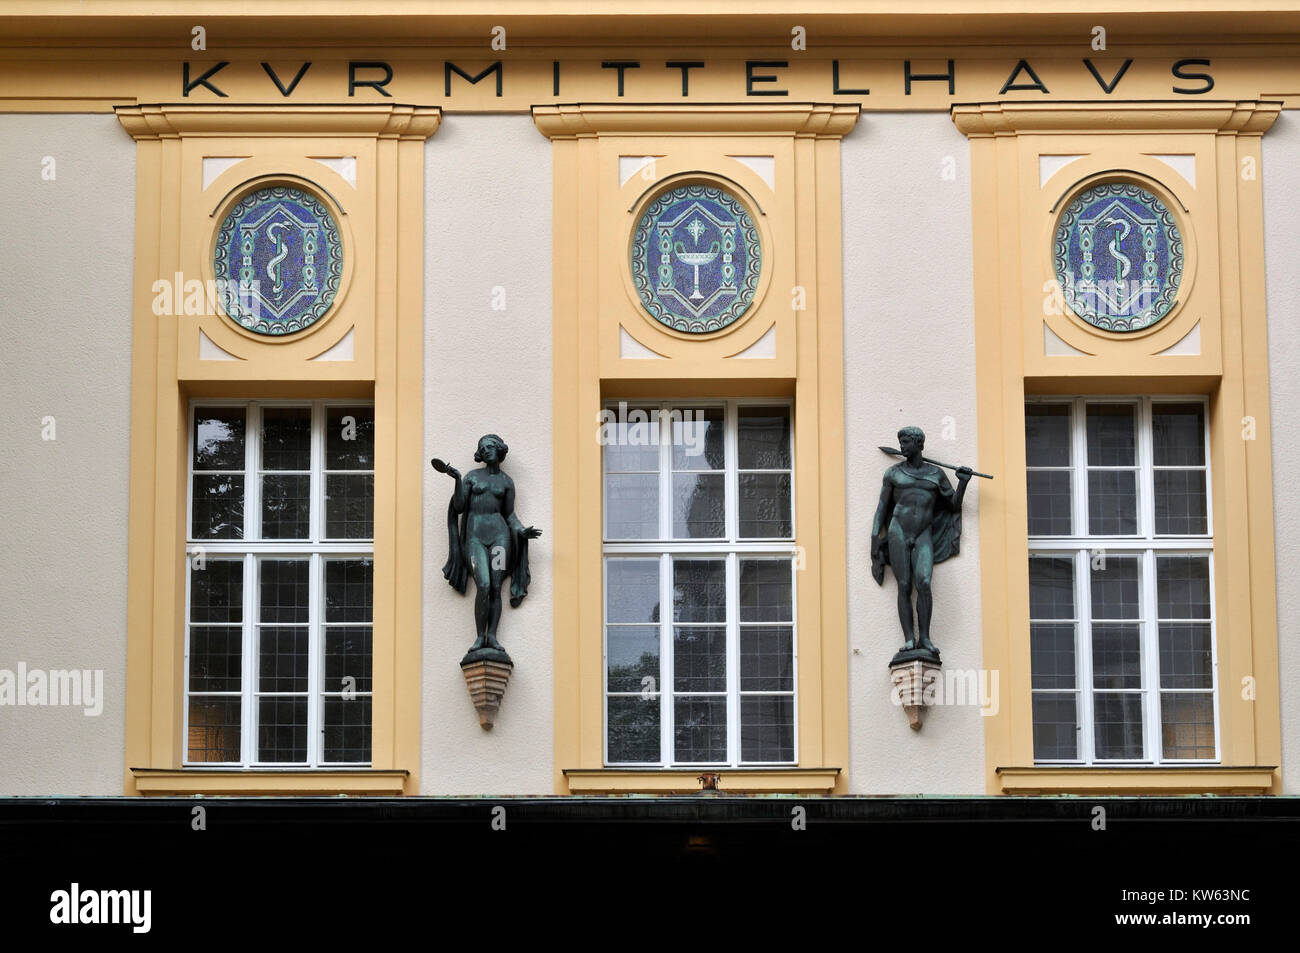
[996,765,1277,795]
[130,768,409,796]
[564,768,840,795]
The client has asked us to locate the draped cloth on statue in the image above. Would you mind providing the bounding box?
[442,496,532,607]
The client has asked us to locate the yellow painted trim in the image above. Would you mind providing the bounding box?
[997,766,1276,795]
[539,103,855,795]
[131,769,409,796]
[953,99,1283,796]
[118,103,439,796]
[565,769,840,795]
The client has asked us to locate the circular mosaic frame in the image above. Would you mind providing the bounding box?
[1053,182,1184,333]
[630,184,762,334]
[213,185,344,336]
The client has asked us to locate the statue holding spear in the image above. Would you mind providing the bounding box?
[871,425,992,664]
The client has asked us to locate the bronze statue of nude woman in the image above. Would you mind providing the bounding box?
[433,434,541,665]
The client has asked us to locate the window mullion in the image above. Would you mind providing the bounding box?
[243,551,256,766]
[1138,397,1155,539]
[311,401,324,544]
[726,551,739,766]
[247,403,261,542]
[657,402,671,541]
[309,550,322,767]
[1076,547,1095,763]
[660,551,672,766]
[1072,398,1088,538]
[725,400,739,544]
[1141,546,1161,763]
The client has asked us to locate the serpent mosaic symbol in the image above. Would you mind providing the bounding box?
[630,185,761,334]
[214,185,343,335]
[1053,182,1183,333]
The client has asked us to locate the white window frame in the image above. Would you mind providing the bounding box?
[183,398,375,768]
[601,398,799,768]
[1027,394,1219,766]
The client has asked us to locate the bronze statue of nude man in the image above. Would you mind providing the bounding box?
[871,426,973,663]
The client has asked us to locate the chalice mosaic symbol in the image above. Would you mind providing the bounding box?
[673,217,721,300]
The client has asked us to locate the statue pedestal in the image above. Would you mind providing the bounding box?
[461,658,513,730]
[889,658,942,731]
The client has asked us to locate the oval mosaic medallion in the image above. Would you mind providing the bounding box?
[214,185,343,335]
[1053,182,1183,333]
[630,185,761,334]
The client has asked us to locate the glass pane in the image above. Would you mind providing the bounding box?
[261,473,310,539]
[325,406,374,470]
[325,559,373,623]
[190,560,243,623]
[1159,623,1213,689]
[672,472,725,538]
[1086,403,1136,466]
[672,559,726,623]
[191,473,244,539]
[671,407,724,470]
[1092,692,1144,759]
[738,406,792,470]
[741,696,794,762]
[257,697,308,762]
[1031,692,1078,760]
[674,697,727,762]
[1160,692,1216,759]
[601,405,660,472]
[1091,623,1142,689]
[604,473,658,539]
[186,697,241,762]
[325,626,373,693]
[606,558,660,624]
[260,407,311,471]
[1091,556,1140,620]
[1027,470,1072,536]
[740,625,793,691]
[1028,557,1074,620]
[188,626,242,692]
[325,473,374,539]
[259,559,309,624]
[323,696,372,763]
[606,625,659,693]
[673,626,726,692]
[1153,403,1206,467]
[1157,556,1211,619]
[1087,470,1137,535]
[1154,470,1208,535]
[607,696,660,763]
[258,626,309,693]
[739,559,792,622]
[1030,622,1075,690]
[738,473,792,538]
[194,407,245,469]
[1025,403,1071,467]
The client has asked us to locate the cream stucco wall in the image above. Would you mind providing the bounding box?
[841,113,986,793]
[0,114,134,794]
[421,115,554,794]
[1263,112,1299,795]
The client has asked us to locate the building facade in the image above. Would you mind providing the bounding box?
[1,1,1296,802]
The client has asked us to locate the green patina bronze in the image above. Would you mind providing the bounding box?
[433,435,542,666]
[872,426,984,666]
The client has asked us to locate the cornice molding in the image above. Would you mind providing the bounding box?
[532,102,861,140]
[114,103,442,140]
[951,99,1283,138]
